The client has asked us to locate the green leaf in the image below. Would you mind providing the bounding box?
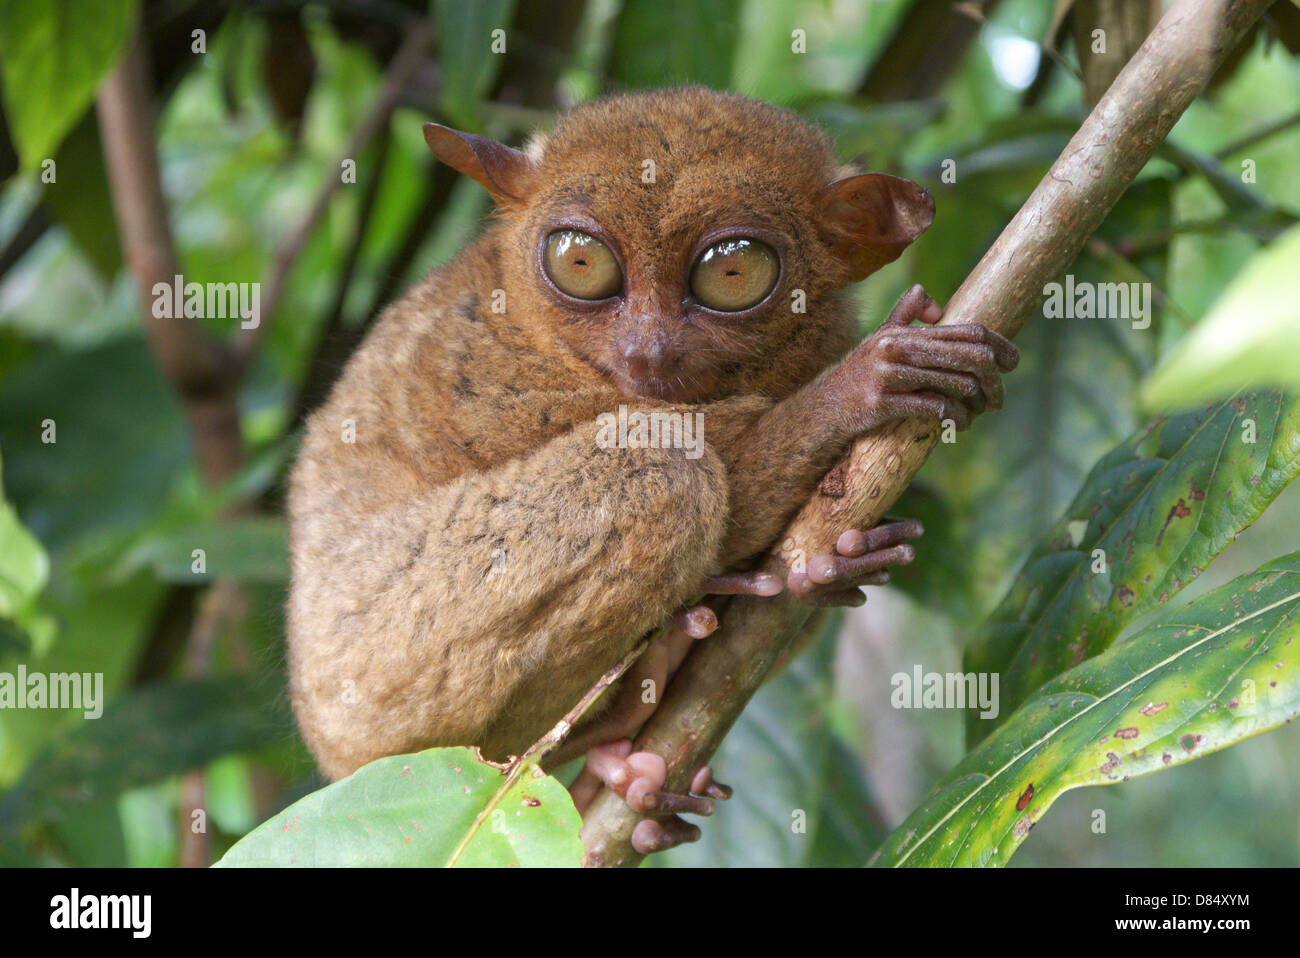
[0,573,161,785]
[0,337,189,554]
[0,0,138,169]
[0,447,53,655]
[119,515,289,584]
[1143,225,1300,407]
[41,113,122,278]
[117,783,178,868]
[434,0,518,129]
[0,676,286,839]
[204,755,258,836]
[0,448,47,616]
[610,0,741,89]
[966,391,1300,743]
[874,550,1300,867]
[217,746,583,867]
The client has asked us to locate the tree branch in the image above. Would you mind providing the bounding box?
[857,0,1000,102]
[578,0,1275,867]
[97,18,254,869]
[288,127,392,426]
[96,27,238,407]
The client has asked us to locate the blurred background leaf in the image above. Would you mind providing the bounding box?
[435,0,519,129]
[611,0,740,89]
[0,0,138,169]
[1143,224,1300,407]
[0,675,289,863]
[966,391,1300,744]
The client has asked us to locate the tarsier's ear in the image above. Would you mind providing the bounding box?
[817,173,935,282]
[422,123,537,207]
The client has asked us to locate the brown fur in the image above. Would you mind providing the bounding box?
[287,88,932,778]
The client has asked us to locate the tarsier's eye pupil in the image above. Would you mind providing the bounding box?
[690,238,779,312]
[543,230,621,300]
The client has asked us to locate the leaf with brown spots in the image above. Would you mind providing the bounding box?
[965,391,1300,747]
[874,551,1300,867]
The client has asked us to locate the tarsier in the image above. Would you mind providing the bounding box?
[288,87,1016,853]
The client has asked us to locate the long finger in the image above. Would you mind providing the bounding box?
[838,520,924,557]
[882,340,1005,411]
[905,323,1019,370]
[800,587,869,608]
[701,571,785,597]
[631,816,701,854]
[876,390,972,431]
[809,545,914,586]
[877,363,984,413]
[881,284,942,328]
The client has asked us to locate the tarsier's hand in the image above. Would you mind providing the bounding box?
[826,284,1019,435]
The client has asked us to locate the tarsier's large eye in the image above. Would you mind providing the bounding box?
[690,238,779,312]
[543,230,622,300]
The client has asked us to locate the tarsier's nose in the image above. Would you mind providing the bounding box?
[620,332,669,381]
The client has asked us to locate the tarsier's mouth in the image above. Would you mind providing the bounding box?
[582,352,699,404]
[611,369,697,404]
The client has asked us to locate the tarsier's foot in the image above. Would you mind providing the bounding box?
[564,572,775,851]
[787,518,925,607]
[570,741,732,853]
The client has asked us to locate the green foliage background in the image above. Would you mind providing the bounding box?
[0,0,1298,866]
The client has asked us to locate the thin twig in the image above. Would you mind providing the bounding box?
[288,128,392,424]
[445,634,654,867]
[1213,108,1300,158]
[96,26,237,402]
[232,20,434,371]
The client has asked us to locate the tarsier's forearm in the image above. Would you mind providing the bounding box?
[711,286,1016,568]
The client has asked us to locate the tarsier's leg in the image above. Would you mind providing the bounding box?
[287,418,729,779]
[566,536,925,854]
[547,600,725,765]
[560,573,780,853]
